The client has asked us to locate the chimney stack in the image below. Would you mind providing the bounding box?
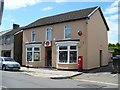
[13,24,20,29]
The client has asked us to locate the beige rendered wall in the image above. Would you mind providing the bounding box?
[87,10,109,69]
[52,20,87,69]
[22,26,48,67]
[22,20,87,69]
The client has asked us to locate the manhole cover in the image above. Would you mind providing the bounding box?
[77,84,106,88]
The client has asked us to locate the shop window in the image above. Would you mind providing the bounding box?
[64,25,71,39]
[27,47,32,61]
[57,45,77,64]
[46,28,52,41]
[69,51,77,63]
[59,46,68,63]
[34,47,40,61]
[26,46,41,62]
[31,31,36,42]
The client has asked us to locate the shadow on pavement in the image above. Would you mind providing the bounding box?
[83,62,115,74]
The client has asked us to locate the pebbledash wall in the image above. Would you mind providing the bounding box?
[22,6,109,70]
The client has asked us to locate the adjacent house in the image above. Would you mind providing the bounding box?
[22,6,109,70]
[0,24,23,65]
[0,30,10,55]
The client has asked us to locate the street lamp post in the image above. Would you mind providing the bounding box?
[0,0,4,25]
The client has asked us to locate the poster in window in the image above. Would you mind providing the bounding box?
[70,51,77,63]
[27,52,32,61]
[34,52,40,61]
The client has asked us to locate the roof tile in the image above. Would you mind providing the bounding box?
[24,6,98,29]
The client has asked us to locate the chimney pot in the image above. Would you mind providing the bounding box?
[13,24,19,29]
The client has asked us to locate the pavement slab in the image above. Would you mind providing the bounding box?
[20,67,82,79]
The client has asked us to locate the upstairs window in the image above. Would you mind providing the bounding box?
[31,31,36,42]
[5,35,10,45]
[2,38,5,45]
[64,25,71,39]
[0,37,2,45]
[46,28,52,41]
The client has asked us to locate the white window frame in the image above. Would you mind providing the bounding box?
[31,31,36,42]
[46,27,52,41]
[58,46,68,63]
[26,44,41,62]
[64,25,71,39]
[56,41,79,64]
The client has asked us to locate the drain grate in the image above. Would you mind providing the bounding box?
[77,84,106,88]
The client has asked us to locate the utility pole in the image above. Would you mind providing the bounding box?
[0,0,4,25]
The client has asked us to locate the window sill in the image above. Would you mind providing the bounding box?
[57,62,77,64]
[26,61,41,62]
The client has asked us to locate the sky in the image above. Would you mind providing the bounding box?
[0,0,119,44]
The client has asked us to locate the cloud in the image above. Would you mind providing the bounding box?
[4,0,41,10]
[104,0,119,43]
[106,16,118,43]
[104,0,119,14]
[3,15,15,23]
[55,0,67,3]
[42,7,53,11]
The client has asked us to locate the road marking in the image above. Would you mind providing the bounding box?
[77,79,118,86]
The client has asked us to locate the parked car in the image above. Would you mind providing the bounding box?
[0,57,20,71]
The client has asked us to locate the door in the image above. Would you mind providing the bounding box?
[100,50,102,67]
[45,47,52,67]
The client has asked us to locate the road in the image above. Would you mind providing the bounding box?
[0,70,119,89]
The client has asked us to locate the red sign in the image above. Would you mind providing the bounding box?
[44,41,52,47]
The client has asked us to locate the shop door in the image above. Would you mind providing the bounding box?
[45,47,52,67]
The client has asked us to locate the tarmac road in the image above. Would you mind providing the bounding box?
[1,70,84,88]
[0,70,119,89]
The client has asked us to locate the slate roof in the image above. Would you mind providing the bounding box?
[0,30,10,36]
[23,6,109,30]
[2,26,24,37]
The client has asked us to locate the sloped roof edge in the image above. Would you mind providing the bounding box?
[88,6,109,31]
[23,6,98,30]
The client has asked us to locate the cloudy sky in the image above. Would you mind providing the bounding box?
[0,0,119,44]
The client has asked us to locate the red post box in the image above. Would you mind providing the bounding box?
[78,56,83,71]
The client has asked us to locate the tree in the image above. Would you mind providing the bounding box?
[108,42,120,56]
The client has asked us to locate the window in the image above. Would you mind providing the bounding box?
[26,45,41,62]
[57,45,78,64]
[69,46,77,63]
[31,31,36,42]
[59,46,68,63]
[2,38,5,45]
[34,47,40,61]
[0,58,3,61]
[5,36,10,45]
[46,28,52,41]
[27,47,32,61]
[64,25,71,39]
[0,37,2,45]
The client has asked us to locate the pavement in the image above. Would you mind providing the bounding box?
[20,67,82,79]
[20,62,119,88]
[72,62,119,88]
